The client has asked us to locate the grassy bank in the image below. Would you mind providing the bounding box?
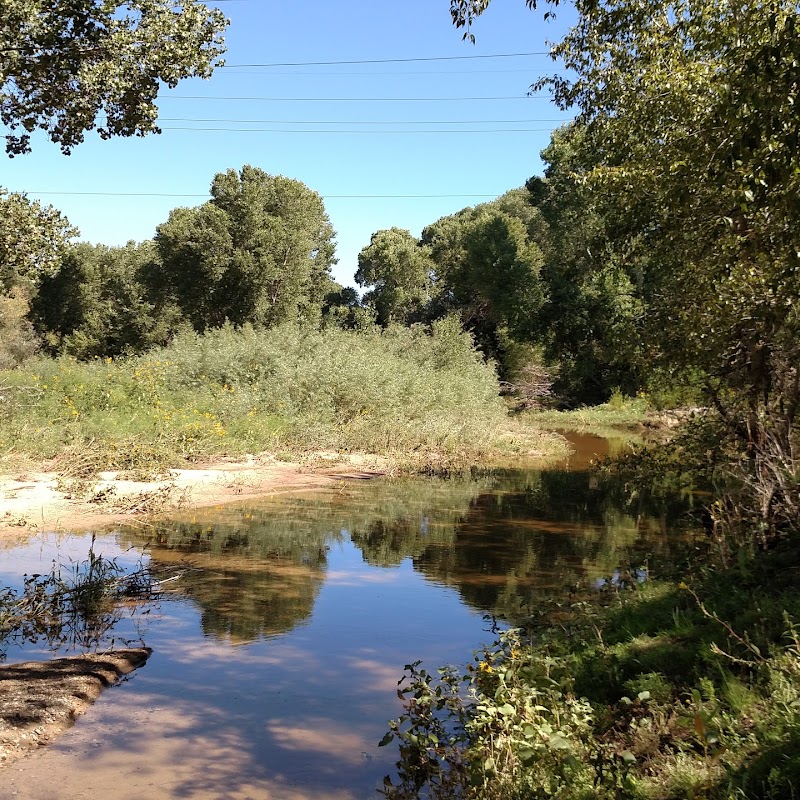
[0,322,566,476]
[523,393,652,439]
[382,539,800,799]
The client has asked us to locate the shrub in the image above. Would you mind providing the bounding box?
[0,288,39,369]
[0,322,555,472]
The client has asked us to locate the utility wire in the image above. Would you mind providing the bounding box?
[213,68,541,76]
[166,94,545,101]
[158,126,553,133]
[25,191,506,199]
[156,116,567,124]
[219,52,550,68]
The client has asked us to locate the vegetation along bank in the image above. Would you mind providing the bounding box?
[0,0,798,795]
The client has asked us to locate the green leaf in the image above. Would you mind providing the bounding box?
[547,733,571,751]
[378,732,394,747]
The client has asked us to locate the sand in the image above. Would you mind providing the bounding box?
[0,452,388,541]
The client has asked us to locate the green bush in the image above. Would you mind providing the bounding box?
[382,539,800,799]
[0,322,557,472]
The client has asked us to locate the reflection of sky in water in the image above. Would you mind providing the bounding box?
[0,435,699,799]
[0,530,493,798]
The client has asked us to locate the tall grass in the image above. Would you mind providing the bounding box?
[524,392,651,437]
[0,321,561,473]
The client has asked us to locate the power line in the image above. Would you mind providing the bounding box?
[219,52,550,68]
[212,68,541,76]
[159,126,553,133]
[166,94,545,101]
[24,191,506,199]
[156,116,567,124]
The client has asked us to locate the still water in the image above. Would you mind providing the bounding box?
[0,434,696,800]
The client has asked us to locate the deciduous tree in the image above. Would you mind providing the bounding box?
[1,0,227,155]
[356,228,434,326]
[31,240,178,358]
[456,0,800,538]
[156,166,337,331]
[0,189,76,290]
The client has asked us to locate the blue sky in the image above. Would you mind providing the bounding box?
[1,0,576,287]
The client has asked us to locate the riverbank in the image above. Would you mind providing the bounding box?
[384,535,800,800]
[0,451,395,540]
[0,649,152,766]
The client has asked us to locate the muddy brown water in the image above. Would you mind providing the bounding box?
[0,433,699,799]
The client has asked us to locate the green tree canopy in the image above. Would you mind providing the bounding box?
[355,227,434,326]
[155,166,337,331]
[420,196,547,371]
[30,240,179,358]
[457,0,799,536]
[0,189,77,290]
[460,210,545,344]
[1,0,227,155]
[529,126,647,404]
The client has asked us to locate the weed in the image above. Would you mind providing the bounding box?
[0,535,159,656]
[0,324,566,474]
[381,538,800,799]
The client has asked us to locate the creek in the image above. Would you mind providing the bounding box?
[0,433,698,800]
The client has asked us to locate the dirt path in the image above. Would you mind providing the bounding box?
[0,452,388,541]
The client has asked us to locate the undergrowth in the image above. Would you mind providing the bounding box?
[525,392,651,437]
[0,534,156,656]
[381,537,800,799]
[0,321,565,475]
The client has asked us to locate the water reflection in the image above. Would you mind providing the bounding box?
[0,434,703,799]
[112,455,697,644]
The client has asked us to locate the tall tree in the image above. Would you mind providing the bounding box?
[530,126,647,404]
[455,0,800,538]
[0,287,39,368]
[1,0,227,155]
[355,228,434,326]
[421,199,546,372]
[155,166,337,331]
[31,240,178,358]
[460,210,545,345]
[0,189,77,290]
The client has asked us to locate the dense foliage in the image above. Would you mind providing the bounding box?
[363,2,800,798]
[31,240,178,358]
[155,166,337,331]
[0,322,555,473]
[382,545,800,799]
[0,166,353,360]
[0,189,77,291]
[0,0,228,155]
[356,190,549,385]
[0,1,798,795]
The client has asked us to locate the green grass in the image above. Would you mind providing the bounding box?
[384,538,800,799]
[524,393,651,437]
[0,321,567,475]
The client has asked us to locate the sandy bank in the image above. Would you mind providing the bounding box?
[0,453,388,540]
[0,648,152,766]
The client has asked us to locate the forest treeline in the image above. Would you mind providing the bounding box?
[0,0,797,565]
[0,148,688,409]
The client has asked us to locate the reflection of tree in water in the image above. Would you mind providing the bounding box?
[120,511,336,643]
[117,468,699,638]
[178,559,324,643]
[118,476,491,643]
[355,469,699,625]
